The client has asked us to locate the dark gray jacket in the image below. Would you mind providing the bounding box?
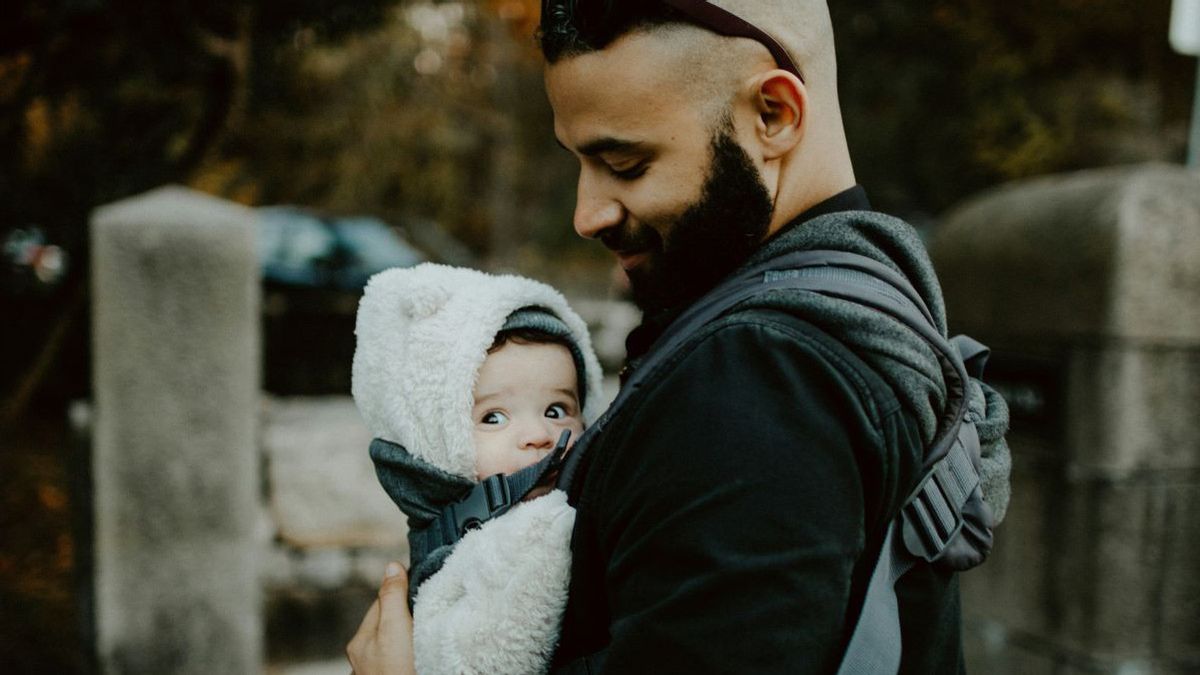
[551,193,1010,674]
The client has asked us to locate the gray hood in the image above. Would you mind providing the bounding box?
[738,210,1012,522]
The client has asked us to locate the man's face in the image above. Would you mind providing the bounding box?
[546,32,774,312]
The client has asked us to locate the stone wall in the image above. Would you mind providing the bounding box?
[930,164,1200,674]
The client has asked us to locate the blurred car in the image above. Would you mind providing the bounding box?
[257,207,423,291]
[256,207,426,395]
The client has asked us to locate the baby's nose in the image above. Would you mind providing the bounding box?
[519,422,556,450]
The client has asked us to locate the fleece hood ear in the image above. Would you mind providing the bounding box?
[352,263,604,480]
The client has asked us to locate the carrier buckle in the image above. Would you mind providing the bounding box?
[900,429,980,562]
[447,473,512,537]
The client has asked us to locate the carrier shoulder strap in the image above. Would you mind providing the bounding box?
[555,249,985,675]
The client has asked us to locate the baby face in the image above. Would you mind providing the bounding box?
[471,341,584,479]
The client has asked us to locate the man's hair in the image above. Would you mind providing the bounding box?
[538,2,689,63]
[539,1,839,104]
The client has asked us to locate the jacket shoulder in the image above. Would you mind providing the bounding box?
[646,306,902,430]
[585,307,914,528]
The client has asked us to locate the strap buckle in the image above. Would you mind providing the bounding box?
[435,429,573,542]
[443,473,512,537]
[900,424,981,562]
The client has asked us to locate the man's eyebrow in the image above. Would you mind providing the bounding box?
[557,136,643,157]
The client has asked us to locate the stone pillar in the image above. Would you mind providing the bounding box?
[91,186,262,674]
[930,164,1200,675]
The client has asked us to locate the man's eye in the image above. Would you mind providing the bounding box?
[545,403,569,419]
[611,163,647,180]
[481,411,509,425]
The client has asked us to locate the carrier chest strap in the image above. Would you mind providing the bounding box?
[404,429,572,568]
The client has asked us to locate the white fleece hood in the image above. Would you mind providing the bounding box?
[352,264,596,674]
[352,263,604,479]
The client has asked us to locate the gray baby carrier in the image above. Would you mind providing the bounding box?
[398,249,998,672]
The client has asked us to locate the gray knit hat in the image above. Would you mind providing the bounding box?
[499,306,591,411]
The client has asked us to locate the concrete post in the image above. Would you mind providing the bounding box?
[930,164,1200,675]
[91,185,262,674]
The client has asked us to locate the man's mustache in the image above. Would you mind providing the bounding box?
[598,223,662,254]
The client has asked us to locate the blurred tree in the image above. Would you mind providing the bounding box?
[830,0,1193,219]
[0,0,401,413]
[195,0,601,283]
[1,0,399,252]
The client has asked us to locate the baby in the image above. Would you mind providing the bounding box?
[351,263,603,675]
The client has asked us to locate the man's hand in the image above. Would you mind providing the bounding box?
[346,562,417,675]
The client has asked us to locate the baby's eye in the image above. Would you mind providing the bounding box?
[545,403,570,420]
[480,411,509,425]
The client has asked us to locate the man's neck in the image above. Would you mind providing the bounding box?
[761,185,871,248]
[767,177,857,237]
[767,121,858,236]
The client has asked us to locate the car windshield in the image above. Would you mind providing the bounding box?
[335,217,422,272]
[258,210,336,270]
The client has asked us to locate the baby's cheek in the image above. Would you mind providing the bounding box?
[475,447,529,478]
[473,445,505,479]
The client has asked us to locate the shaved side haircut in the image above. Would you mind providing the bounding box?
[538,1,839,100]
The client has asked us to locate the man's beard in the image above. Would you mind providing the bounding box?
[611,123,774,313]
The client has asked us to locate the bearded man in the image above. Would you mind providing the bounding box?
[349,2,1011,673]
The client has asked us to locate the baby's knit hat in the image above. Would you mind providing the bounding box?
[498,306,592,411]
[352,263,604,480]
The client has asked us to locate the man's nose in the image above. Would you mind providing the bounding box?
[574,171,623,240]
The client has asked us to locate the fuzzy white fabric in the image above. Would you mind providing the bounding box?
[352,263,602,675]
[352,263,604,479]
[413,490,576,675]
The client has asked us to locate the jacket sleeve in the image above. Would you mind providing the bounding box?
[583,317,893,674]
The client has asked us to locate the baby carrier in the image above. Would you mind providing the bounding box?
[404,249,1000,673]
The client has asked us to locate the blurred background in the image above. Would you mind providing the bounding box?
[1,0,1197,673]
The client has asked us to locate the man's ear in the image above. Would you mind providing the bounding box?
[752,70,805,161]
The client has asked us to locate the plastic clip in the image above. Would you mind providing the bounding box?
[449,473,512,536]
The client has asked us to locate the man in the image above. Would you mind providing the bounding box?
[349,2,1009,673]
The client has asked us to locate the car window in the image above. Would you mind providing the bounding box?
[259,210,337,269]
[336,218,422,271]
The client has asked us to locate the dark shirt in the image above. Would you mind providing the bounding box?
[552,188,963,674]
